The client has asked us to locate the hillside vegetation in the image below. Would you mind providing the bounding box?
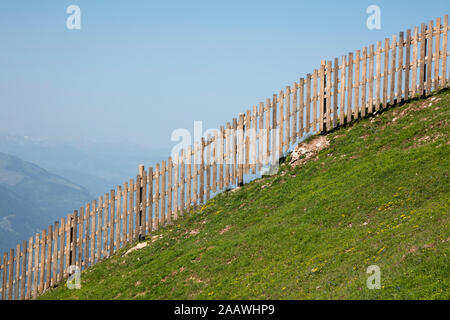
[41,89,449,300]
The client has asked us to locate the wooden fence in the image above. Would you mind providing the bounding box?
[1,15,449,300]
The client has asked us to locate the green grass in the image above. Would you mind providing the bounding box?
[40,89,450,300]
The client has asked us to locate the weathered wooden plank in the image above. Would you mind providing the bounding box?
[404,29,411,99]
[148,168,154,229]
[109,190,115,255]
[51,221,59,285]
[285,86,290,151]
[154,165,160,229]
[419,24,427,96]
[8,248,14,300]
[332,59,339,126]
[412,27,419,96]
[45,225,52,290]
[354,51,361,120]
[305,75,311,133]
[168,156,173,223]
[192,142,198,204]
[361,48,367,117]
[219,126,225,188]
[97,197,103,261]
[102,194,108,257]
[115,188,121,250]
[265,99,270,164]
[238,114,245,186]
[368,44,375,114]
[347,52,354,123]
[390,35,397,104]
[38,229,46,294]
[426,20,433,94]
[14,244,20,299]
[339,56,346,124]
[180,150,185,214]
[442,15,448,87]
[185,148,191,212]
[33,232,40,297]
[161,160,167,226]
[319,62,325,132]
[200,139,205,202]
[434,18,441,91]
[299,78,305,135]
[397,32,404,101]
[245,110,250,174]
[252,106,257,174]
[383,38,390,109]
[20,240,27,299]
[2,252,7,300]
[291,83,297,144]
[59,217,65,281]
[26,236,33,299]
[77,207,83,268]
[376,40,382,111]
[326,60,332,130]
[312,69,318,132]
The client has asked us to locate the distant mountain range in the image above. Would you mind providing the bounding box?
[0,152,93,253]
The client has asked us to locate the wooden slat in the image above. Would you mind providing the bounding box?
[397,32,404,101]
[192,143,198,204]
[252,106,257,174]
[59,217,65,281]
[442,15,448,87]
[168,156,173,223]
[339,56,346,124]
[419,23,427,96]
[298,79,305,137]
[361,48,367,117]
[77,207,83,268]
[291,83,297,144]
[14,244,20,300]
[26,236,33,299]
[390,35,397,104]
[38,229,46,294]
[45,225,52,290]
[2,253,7,300]
[135,173,140,241]
[426,20,433,94]
[185,148,191,212]
[332,59,339,126]
[161,160,167,226]
[412,27,419,96]
[347,52,354,123]
[109,190,115,255]
[404,29,412,98]
[97,197,103,261]
[305,76,311,133]
[383,38,390,109]
[142,167,148,234]
[102,194,108,257]
[368,44,375,114]
[8,248,14,300]
[354,51,360,120]
[265,98,271,164]
[319,62,325,132]
[312,70,318,132]
[213,132,218,190]
[285,86,291,152]
[206,135,211,199]
[51,221,59,285]
[326,61,332,130]
[278,92,284,158]
[180,150,185,214]
[154,165,160,229]
[238,114,245,186]
[148,168,154,229]
[20,240,27,299]
[200,139,205,201]
[115,188,121,250]
[434,18,441,91]
[33,232,39,297]
[219,126,225,187]
[245,110,250,174]
[376,40,382,111]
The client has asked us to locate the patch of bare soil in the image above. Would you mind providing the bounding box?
[289,135,330,168]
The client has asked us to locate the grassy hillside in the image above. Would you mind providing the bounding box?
[41,89,449,300]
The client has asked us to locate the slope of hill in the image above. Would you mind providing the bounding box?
[40,89,449,300]
[0,152,93,253]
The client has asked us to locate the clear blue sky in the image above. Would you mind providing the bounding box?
[0,0,448,149]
